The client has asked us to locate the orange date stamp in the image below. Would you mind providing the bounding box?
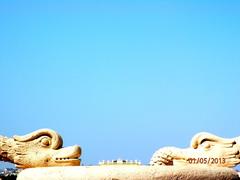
[187,157,226,164]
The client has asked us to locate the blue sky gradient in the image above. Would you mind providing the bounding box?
[1,1,240,168]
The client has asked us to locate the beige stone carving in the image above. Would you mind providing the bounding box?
[150,132,240,168]
[17,166,240,180]
[0,129,81,168]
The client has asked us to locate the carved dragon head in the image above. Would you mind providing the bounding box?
[1,129,81,168]
[150,132,240,168]
[190,132,240,167]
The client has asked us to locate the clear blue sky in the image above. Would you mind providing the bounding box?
[1,1,240,168]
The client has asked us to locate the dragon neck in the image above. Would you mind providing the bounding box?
[0,136,15,163]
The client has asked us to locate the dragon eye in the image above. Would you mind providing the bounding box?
[202,141,211,149]
[41,138,51,147]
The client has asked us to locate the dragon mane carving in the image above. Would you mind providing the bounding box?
[0,129,81,168]
[150,132,240,168]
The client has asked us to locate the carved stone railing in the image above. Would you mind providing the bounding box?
[1,129,240,179]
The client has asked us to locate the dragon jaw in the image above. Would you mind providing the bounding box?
[14,145,81,169]
[52,145,81,166]
[13,145,81,169]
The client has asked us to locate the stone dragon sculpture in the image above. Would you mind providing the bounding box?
[0,129,81,168]
[150,132,240,168]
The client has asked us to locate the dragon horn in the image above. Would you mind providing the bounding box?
[190,132,235,149]
[13,128,63,149]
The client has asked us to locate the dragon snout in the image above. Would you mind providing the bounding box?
[52,145,81,166]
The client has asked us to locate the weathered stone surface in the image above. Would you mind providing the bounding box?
[17,165,240,180]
